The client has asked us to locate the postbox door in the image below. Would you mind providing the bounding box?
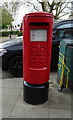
[28,29,49,84]
[30,29,48,68]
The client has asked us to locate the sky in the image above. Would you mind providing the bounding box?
[12,0,71,26]
[12,6,30,25]
[12,0,42,25]
[0,0,41,25]
[0,0,72,26]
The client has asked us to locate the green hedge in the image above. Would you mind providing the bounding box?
[18,31,23,36]
[0,31,20,37]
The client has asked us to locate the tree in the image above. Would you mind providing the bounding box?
[2,1,20,19]
[0,7,2,30]
[0,6,14,29]
[22,0,70,20]
[68,1,73,19]
[1,0,20,30]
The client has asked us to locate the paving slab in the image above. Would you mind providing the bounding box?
[10,95,49,118]
[9,87,71,118]
[1,72,72,119]
[0,70,2,119]
[2,78,22,118]
[48,108,71,118]
[2,88,21,118]
[2,78,23,89]
[49,86,71,109]
[0,88,2,120]
[9,89,71,118]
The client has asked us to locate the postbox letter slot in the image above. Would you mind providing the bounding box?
[30,22,49,26]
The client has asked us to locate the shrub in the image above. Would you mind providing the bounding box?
[0,31,19,37]
[2,31,9,37]
[18,31,23,36]
[10,31,19,34]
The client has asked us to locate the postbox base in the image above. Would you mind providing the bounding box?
[23,81,49,105]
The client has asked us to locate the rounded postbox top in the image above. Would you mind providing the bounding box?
[24,12,53,18]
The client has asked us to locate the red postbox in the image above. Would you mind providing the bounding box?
[23,12,53,104]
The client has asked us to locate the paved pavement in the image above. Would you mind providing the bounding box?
[0,33,72,119]
[0,35,17,43]
[0,70,72,119]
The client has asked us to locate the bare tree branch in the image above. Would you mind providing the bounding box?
[58,12,70,18]
[57,2,70,15]
[20,0,70,20]
[37,0,41,4]
[26,1,39,11]
[2,1,20,18]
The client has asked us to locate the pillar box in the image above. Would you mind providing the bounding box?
[23,12,53,105]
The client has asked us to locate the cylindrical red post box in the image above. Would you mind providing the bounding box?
[23,12,53,104]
